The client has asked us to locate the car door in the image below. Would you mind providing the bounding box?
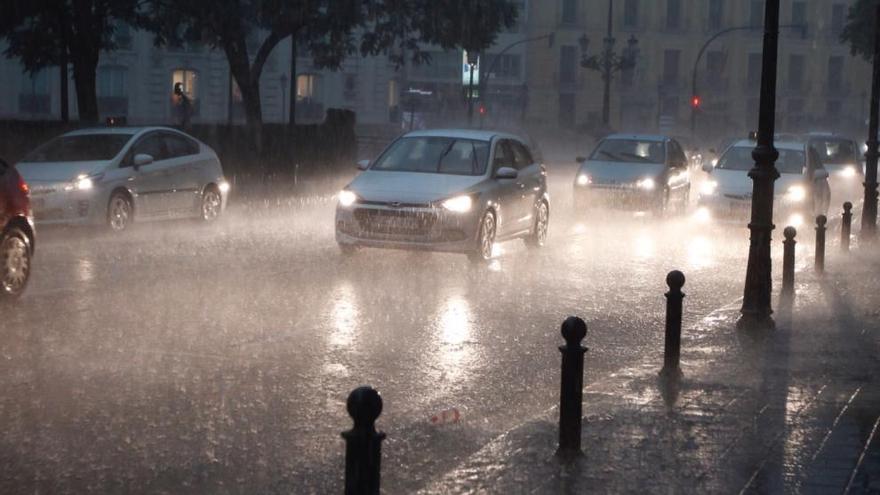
[490,139,523,237]
[160,132,203,214]
[509,139,542,230]
[666,139,690,204]
[124,132,170,216]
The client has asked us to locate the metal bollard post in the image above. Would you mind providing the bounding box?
[815,215,827,273]
[782,226,797,297]
[841,202,853,252]
[556,316,588,457]
[660,271,686,379]
[341,386,386,495]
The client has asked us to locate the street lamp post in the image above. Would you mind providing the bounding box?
[862,3,880,240]
[739,0,781,331]
[579,0,639,126]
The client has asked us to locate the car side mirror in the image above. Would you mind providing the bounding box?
[134,153,154,167]
[495,166,518,179]
[357,159,370,171]
[813,169,829,180]
[575,156,587,164]
[701,161,714,173]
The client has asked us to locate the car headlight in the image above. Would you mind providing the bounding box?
[64,173,101,191]
[338,190,358,207]
[441,195,473,213]
[838,166,857,178]
[218,181,231,193]
[576,174,591,186]
[700,180,718,196]
[636,178,656,190]
[786,185,806,202]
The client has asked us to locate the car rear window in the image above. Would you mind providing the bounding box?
[716,146,805,174]
[23,134,133,162]
[811,138,857,164]
[371,137,490,176]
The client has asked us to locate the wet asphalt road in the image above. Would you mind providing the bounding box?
[0,165,817,493]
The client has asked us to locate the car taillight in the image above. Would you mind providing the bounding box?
[18,176,29,195]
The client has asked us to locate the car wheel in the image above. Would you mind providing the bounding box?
[107,192,133,232]
[468,210,496,263]
[0,227,31,300]
[201,186,223,222]
[525,200,549,248]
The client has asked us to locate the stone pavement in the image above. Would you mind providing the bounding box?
[420,251,880,494]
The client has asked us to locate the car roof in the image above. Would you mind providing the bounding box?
[603,134,669,142]
[728,139,805,152]
[403,128,524,142]
[62,126,183,137]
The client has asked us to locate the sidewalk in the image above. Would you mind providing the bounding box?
[421,252,880,494]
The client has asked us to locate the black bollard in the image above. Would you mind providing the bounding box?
[842,202,853,252]
[341,386,386,495]
[815,215,827,273]
[660,271,686,379]
[556,316,587,457]
[782,226,797,297]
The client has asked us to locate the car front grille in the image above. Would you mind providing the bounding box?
[353,208,436,236]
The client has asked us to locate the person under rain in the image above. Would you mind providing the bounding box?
[173,82,192,130]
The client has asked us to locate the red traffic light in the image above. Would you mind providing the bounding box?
[478,105,487,115]
[691,95,701,109]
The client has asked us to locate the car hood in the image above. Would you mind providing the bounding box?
[15,161,108,183]
[348,170,485,203]
[578,160,665,184]
[712,169,805,196]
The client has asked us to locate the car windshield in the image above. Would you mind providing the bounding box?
[589,139,665,164]
[811,138,858,164]
[371,136,490,175]
[716,146,805,174]
[23,134,133,162]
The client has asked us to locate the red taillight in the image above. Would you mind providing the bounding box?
[18,176,29,194]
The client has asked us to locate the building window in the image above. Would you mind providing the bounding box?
[296,74,319,100]
[661,96,679,118]
[113,22,132,50]
[558,92,575,128]
[747,53,762,88]
[827,56,844,91]
[98,66,127,97]
[708,0,724,31]
[296,73,324,121]
[559,46,576,85]
[788,55,804,90]
[662,49,680,86]
[831,3,846,37]
[666,0,681,30]
[791,1,806,27]
[561,0,577,24]
[18,70,50,114]
[486,53,522,79]
[750,0,763,27]
[624,0,639,29]
[706,51,726,87]
[171,69,199,117]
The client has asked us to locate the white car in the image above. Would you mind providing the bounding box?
[698,138,831,228]
[16,127,229,231]
[335,129,549,262]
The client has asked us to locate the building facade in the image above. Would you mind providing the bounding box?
[523,0,871,141]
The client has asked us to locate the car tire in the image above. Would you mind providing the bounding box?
[107,192,133,232]
[0,227,32,301]
[200,185,223,222]
[525,200,549,248]
[468,210,497,263]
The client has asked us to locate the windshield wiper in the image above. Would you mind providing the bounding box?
[598,150,621,161]
[436,140,456,171]
[618,152,653,163]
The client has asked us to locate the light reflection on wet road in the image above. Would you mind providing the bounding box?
[0,166,815,493]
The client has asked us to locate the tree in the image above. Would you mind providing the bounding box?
[0,0,142,123]
[146,0,362,148]
[841,0,880,60]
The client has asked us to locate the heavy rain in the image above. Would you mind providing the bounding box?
[1,0,879,494]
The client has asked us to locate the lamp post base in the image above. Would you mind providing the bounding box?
[736,311,776,331]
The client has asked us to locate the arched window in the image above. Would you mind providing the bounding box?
[171,69,200,117]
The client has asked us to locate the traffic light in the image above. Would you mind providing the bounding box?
[691,95,702,109]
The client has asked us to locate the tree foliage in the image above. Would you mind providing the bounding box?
[841,0,880,60]
[0,0,143,123]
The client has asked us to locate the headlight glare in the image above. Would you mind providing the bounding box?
[218,181,231,193]
[786,185,806,202]
[576,174,591,186]
[338,190,358,207]
[441,195,473,213]
[839,166,857,178]
[636,178,656,190]
[700,180,718,196]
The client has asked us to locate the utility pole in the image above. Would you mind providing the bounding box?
[739,0,781,331]
[862,3,880,240]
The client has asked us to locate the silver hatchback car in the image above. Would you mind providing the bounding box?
[335,129,549,262]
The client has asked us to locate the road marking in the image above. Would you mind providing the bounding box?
[844,413,880,495]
